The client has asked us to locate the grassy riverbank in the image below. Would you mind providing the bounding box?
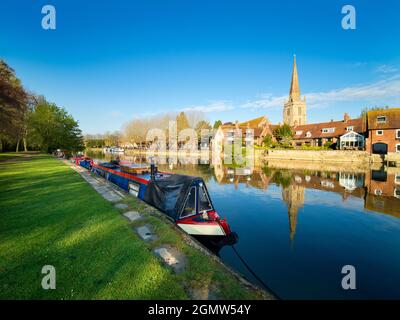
[0,153,267,299]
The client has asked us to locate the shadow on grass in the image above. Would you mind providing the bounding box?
[0,155,187,299]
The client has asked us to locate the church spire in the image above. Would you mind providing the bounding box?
[289,55,300,100]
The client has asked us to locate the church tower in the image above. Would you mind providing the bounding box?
[283,55,307,126]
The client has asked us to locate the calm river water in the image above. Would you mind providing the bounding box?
[87,150,400,299]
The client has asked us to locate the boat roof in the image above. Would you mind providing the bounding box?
[144,174,205,221]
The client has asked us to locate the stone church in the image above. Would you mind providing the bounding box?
[283,55,307,126]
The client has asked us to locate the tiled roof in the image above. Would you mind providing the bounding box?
[292,118,363,139]
[239,116,267,128]
[366,108,400,130]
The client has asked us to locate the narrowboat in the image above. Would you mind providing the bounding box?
[76,159,234,238]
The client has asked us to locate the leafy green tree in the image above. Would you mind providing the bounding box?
[262,134,273,147]
[273,124,294,147]
[213,120,222,129]
[28,97,84,153]
[0,60,29,152]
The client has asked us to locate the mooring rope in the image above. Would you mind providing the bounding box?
[231,245,280,299]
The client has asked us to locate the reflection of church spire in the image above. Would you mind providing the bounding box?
[287,204,298,241]
[282,185,305,242]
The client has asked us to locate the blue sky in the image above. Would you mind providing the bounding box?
[1,0,399,133]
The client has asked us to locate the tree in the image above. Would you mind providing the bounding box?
[213,120,222,129]
[176,112,190,132]
[104,131,122,147]
[28,97,84,153]
[262,134,273,147]
[195,120,212,133]
[0,60,29,152]
[273,124,294,147]
[195,120,212,144]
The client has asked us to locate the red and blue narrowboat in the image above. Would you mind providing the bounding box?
[76,159,234,238]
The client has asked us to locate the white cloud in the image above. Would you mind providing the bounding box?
[182,100,233,113]
[241,75,400,110]
[376,64,398,74]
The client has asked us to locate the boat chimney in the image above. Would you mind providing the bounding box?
[150,158,157,181]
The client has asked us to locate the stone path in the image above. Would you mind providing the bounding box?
[65,161,196,295]
[66,161,124,202]
[115,203,129,210]
[136,224,158,241]
[123,211,142,222]
[154,246,186,273]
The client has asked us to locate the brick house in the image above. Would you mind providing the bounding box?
[212,116,271,149]
[291,113,364,149]
[364,108,400,155]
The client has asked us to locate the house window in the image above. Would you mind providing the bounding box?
[298,107,302,114]
[394,188,400,199]
[377,116,387,123]
[396,129,400,139]
[395,174,400,185]
[396,144,400,153]
[376,130,383,136]
[295,130,303,136]
[306,131,312,138]
[322,128,335,133]
[374,189,382,196]
[346,126,354,131]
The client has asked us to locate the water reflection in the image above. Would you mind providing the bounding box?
[86,150,400,298]
[87,150,400,236]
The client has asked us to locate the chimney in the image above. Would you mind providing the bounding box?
[344,113,350,122]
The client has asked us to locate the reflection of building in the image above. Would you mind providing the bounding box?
[339,172,364,191]
[364,168,400,217]
[282,185,305,241]
[211,160,400,242]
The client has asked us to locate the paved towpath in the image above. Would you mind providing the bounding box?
[63,160,125,202]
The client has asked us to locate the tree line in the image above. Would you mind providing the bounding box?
[85,112,223,148]
[0,59,84,153]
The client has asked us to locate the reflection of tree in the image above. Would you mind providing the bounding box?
[262,165,273,177]
[273,170,292,189]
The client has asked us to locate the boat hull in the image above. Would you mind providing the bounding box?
[177,221,226,236]
[80,162,232,238]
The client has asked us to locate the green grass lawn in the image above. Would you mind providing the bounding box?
[0,153,266,300]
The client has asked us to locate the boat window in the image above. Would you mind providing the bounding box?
[199,184,213,212]
[181,186,196,218]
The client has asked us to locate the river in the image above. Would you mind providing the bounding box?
[86,150,400,299]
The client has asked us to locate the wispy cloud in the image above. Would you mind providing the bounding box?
[241,75,400,110]
[182,100,234,113]
[375,64,398,74]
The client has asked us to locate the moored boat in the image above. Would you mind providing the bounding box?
[75,158,233,238]
[120,163,150,175]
